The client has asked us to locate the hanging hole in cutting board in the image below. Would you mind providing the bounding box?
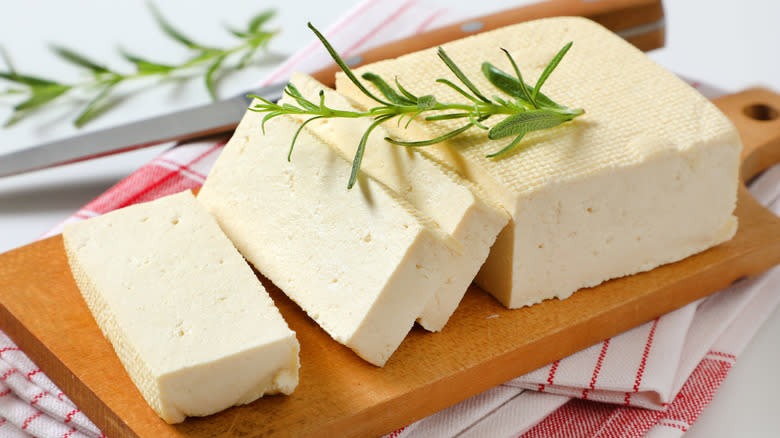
[743,103,779,121]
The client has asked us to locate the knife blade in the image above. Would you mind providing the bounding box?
[0,0,664,177]
[0,83,284,178]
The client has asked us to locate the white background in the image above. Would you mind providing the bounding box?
[1,1,779,436]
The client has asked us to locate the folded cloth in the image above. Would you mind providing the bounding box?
[387,240,780,438]
[0,331,103,438]
[1,1,778,437]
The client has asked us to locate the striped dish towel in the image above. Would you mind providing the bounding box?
[1,1,778,437]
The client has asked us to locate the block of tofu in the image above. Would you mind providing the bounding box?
[280,73,508,331]
[197,112,459,366]
[336,16,741,308]
[63,191,299,424]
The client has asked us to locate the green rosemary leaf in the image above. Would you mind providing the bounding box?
[469,112,490,130]
[362,72,414,105]
[120,49,175,75]
[0,87,25,96]
[434,78,481,104]
[395,78,419,102]
[74,80,120,127]
[385,122,474,147]
[260,110,283,133]
[531,91,562,109]
[247,93,275,106]
[481,62,564,110]
[3,110,28,127]
[348,115,393,189]
[318,89,326,109]
[292,96,319,112]
[404,110,424,128]
[248,10,275,33]
[226,27,250,39]
[437,47,491,103]
[236,41,261,69]
[0,6,279,129]
[205,54,226,100]
[50,45,110,74]
[532,41,572,102]
[238,11,277,67]
[251,31,276,47]
[182,49,222,68]
[250,29,582,187]
[0,71,60,87]
[488,109,570,140]
[481,63,531,107]
[288,115,324,160]
[14,84,70,112]
[284,84,319,111]
[424,112,471,121]
[284,82,303,99]
[501,48,536,107]
[149,3,204,50]
[493,96,524,114]
[307,22,390,106]
[486,131,526,158]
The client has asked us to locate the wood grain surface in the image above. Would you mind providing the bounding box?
[1,87,780,437]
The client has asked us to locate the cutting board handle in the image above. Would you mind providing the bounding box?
[309,0,665,88]
[714,88,780,183]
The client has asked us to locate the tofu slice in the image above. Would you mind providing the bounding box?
[280,72,508,331]
[63,191,299,424]
[197,112,459,366]
[336,16,741,308]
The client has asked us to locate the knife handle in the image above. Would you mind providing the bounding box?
[309,0,665,87]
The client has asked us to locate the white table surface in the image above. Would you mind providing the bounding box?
[1,1,779,436]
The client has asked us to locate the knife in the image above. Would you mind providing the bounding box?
[0,0,664,177]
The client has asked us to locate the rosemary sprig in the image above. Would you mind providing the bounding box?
[251,23,584,189]
[0,5,278,128]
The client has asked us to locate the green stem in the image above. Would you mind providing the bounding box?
[69,39,258,90]
[260,100,522,122]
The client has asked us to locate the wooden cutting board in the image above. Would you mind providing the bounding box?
[1,85,780,437]
[0,3,678,437]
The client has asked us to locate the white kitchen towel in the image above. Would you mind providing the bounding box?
[1,1,778,437]
[0,330,102,438]
[508,303,700,410]
[253,0,462,89]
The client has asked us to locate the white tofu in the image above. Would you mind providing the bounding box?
[197,112,459,366]
[63,191,299,424]
[280,73,508,331]
[336,16,741,308]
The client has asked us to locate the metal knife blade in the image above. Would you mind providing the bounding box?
[0,82,285,177]
[0,0,666,178]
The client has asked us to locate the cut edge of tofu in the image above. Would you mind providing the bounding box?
[199,114,461,366]
[63,191,300,423]
[64,232,170,418]
[280,72,509,331]
[333,16,742,309]
[476,140,740,308]
[156,333,299,421]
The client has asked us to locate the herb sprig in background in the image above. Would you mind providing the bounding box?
[0,5,277,128]
[251,23,584,189]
